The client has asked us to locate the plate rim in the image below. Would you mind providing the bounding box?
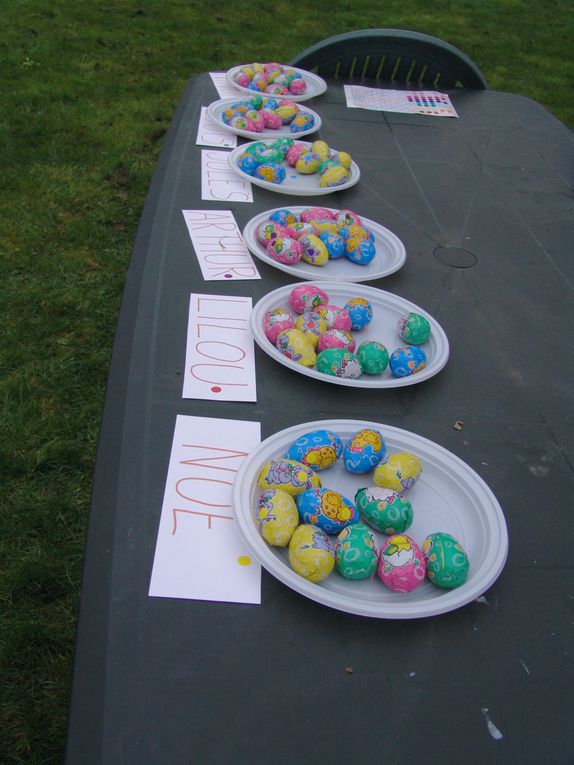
[228,140,361,197]
[206,98,323,141]
[225,64,328,102]
[232,418,509,619]
[242,205,406,283]
[250,280,450,388]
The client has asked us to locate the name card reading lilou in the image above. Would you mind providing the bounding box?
[183,292,257,402]
[149,415,262,604]
[182,209,260,281]
[201,149,253,203]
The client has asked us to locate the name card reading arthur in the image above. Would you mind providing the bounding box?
[201,149,253,203]
[182,209,260,281]
[149,415,262,604]
[183,292,257,402]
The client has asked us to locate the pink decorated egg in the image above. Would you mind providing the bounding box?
[317,329,356,353]
[316,304,352,331]
[289,284,329,314]
[377,534,426,593]
[266,236,302,265]
[289,78,308,95]
[286,143,308,167]
[300,207,337,223]
[263,307,296,344]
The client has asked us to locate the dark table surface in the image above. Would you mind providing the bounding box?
[66,74,574,764]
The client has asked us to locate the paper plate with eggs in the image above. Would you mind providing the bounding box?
[251,281,449,388]
[228,138,360,196]
[242,205,406,282]
[226,62,327,102]
[207,98,322,140]
[233,419,508,619]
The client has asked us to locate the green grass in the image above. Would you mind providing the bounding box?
[1,1,572,761]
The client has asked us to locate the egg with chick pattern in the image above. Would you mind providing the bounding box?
[343,428,386,474]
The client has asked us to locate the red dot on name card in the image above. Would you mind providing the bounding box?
[224,273,233,278]
[211,386,222,393]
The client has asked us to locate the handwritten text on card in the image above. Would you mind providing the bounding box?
[201,149,253,203]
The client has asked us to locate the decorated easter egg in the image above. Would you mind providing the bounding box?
[256,220,284,245]
[398,312,431,345]
[237,152,259,176]
[310,140,331,162]
[261,97,280,110]
[295,310,328,347]
[316,348,362,379]
[344,298,373,330]
[299,234,329,266]
[296,488,358,535]
[290,113,315,133]
[373,451,422,491]
[356,341,389,375]
[256,489,299,546]
[245,109,265,132]
[262,110,283,129]
[319,232,346,259]
[377,534,426,593]
[343,428,386,474]
[355,487,413,534]
[320,165,349,188]
[257,458,321,495]
[346,238,376,265]
[266,236,302,265]
[288,524,335,583]
[423,532,470,589]
[275,101,299,123]
[318,159,339,176]
[247,95,264,109]
[315,305,352,331]
[234,72,251,88]
[336,209,363,229]
[289,78,307,95]
[269,208,297,227]
[266,83,289,95]
[335,523,378,580]
[389,346,427,377]
[273,137,294,156]
[334,151,352,169]
[317,329,356,353]
[255,163,286,184]
[285,143,307,167]
[310,218,338,236]
[300,207,336,223]
[289,284,329,314]
[283,221,315,240]
[296,152,321,174]
[263,307,295,344]
[276,328,316,367]
[284,429,343,471]
[243,141,270,161]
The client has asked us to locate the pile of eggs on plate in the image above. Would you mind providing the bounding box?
[255,427,470,591]
[257,206,376,267]
[237,138,352,188]
[221,95,316,134]
[232,62,309,96]
[264,284,430,379]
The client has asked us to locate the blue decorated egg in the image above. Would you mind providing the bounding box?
[343,428,386,474]
[269,208,297,227]
[255,163,286,184]
[389,346,427,378]
[237,152,259,176]
[344,298,373,330]
[284,429,343,471]
[319,231,346,259]
[296,488,359,535]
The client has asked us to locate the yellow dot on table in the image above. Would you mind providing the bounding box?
[237,556,252,566]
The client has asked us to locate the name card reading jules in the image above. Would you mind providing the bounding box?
[182,210,260,281]
[149,415,262,604]
[183,293,257,402]
[201,149,253,203]
[196,107,237,149]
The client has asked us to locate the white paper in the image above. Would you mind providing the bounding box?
[196,107,237,149]
[182,209,260,281]
[149,415,262,604]
[344,85,458,118]
[201,149,253,203]
[183,292,257,401]
[209,71,241,99]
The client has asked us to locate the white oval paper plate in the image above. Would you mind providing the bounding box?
[251,281,449,388]
[228,141,360,196]
[233,419,508,619]
[207,99,322,141]
[243,206,406,282]
[226,64,327,102]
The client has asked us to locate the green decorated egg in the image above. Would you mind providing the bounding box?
[355,486,413,534]
[422,532,470,589]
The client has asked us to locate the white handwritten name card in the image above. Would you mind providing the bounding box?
[201,149,253,203]
[182,209,260,281]
[196,107,237,149]
[183,292,257,402]
[149,415,262,604]
[209,71,242,99]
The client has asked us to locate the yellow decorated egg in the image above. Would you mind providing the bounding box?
[295,311,328,348]
[256,489,299,546]
[320,165,349,188]
[288,524,335,583]
[311,140,331,162]
[276,328,317,367]
[373,451,422,491]
[257,458,321,495]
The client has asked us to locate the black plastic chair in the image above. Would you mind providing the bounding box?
[289,29,488,90]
